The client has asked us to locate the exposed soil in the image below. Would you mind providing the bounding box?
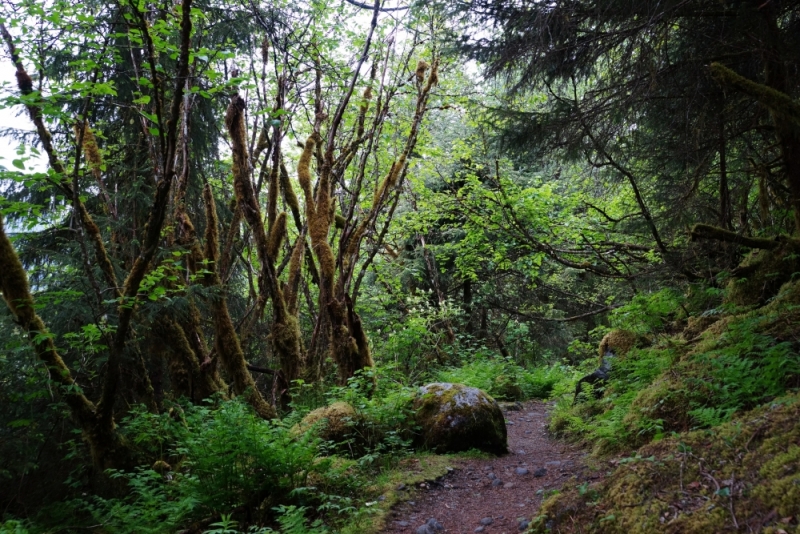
[383,400,598,534]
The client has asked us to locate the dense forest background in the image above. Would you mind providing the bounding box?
[1,0,799,532]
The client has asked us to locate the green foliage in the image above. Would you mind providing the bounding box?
[0,520,30,534]
[608,289,682,335]
[437,356,567,400]
[365,295,462,382]
[686,316,800,426]
[322,369,417,463]
[267,506,329,534]
[551,298,800,454]
[79,398,328,533]
[81,468,198,534]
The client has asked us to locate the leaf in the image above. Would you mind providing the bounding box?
[8,419,33,428]
[133,95,151,105]
[11,159,25,170]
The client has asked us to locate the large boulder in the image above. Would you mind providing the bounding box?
[413,383,507,454]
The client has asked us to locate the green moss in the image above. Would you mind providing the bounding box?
[533,393,800,534]
[681,315,717,340]
[337,453,454,534]
[294,402,361,444]
[724,246,800,307]
[624,377,693,436]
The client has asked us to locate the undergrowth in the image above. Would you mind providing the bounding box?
[436,356,570,401]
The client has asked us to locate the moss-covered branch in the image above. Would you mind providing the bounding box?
[689,223,799,249]
[0,215,131,469]
[225,94,305,386]
[710,62,800,126]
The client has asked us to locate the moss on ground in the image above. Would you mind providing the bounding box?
[531,394,800,533]
[536,267,800,532]
[338,453,458,534]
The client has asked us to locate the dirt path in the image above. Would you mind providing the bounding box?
[383,400,596,534]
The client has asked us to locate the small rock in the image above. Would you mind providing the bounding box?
[488,472,497,480]
[415,526,432,534]
[396,521,411,528]
[397,483,407,491]
[480,517,494,525]
[378,495,386,501]
[409,501,417,506]
[534,468,547,477]
[474,528,485,533]
[427,518,444,531]
[515,467,529,475]
[484,466,493,471]
[519,518,530,531]
[507,420,515,425]
[504,482,515,489]
[546,461,562,466]
[492,478,503,486]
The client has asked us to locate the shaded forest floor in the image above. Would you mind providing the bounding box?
[383,401,598,534]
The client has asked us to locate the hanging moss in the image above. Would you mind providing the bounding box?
[286,234,305,316]
[199,167,277,419]
[297,135,316,218]
[266,211,287,261]
[415,60,429,85]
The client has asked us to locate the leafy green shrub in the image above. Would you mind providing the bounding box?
[437,357,566,400]
[81,398,327,533]
[0,520,30,534]
[81,468,198,534]
[609,288,682,335]
[548,346,677,451]
[685,316,800,426]
[322,369,417,463]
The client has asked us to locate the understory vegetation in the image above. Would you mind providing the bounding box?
[2,0,800,532]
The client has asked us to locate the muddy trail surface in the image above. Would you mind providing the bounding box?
[384,400,597,534]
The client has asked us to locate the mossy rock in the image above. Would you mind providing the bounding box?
[724,245,800,307]
[294,401,361,444]
[413,383,507,455]
[598,329,641,362]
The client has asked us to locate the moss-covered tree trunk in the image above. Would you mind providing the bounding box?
[225,96,306,389]
[0,215,134,470]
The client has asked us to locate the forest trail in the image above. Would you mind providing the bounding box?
[384,401,596,534]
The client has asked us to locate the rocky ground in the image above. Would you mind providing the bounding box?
[383,400,598,534]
